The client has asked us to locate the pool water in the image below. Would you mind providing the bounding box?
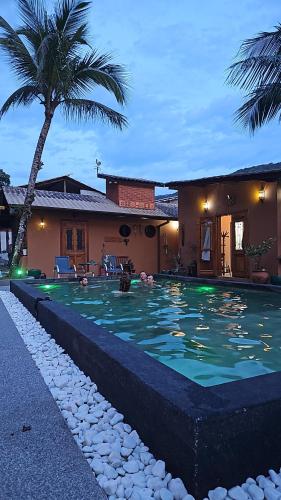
[38,280,281,387]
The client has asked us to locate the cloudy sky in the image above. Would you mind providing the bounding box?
[0,0,280,193]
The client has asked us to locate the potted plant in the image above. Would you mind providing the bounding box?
[244,237,275,283]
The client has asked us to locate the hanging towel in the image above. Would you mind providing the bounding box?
[201,224,211,261]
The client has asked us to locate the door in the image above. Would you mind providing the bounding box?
[231,213,249,278]
[61,221,88,270]
[199,216,219,276]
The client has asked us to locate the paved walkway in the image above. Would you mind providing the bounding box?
[0,297,106,500]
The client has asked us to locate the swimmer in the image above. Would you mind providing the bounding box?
[79,277,88,286]
[119,272,131,293]
[147,275,155,285]
[139,271,147,282]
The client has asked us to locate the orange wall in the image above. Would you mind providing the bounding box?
[22,211,178,277]
[178,179,278,276]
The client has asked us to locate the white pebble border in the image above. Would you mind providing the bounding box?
[2,291,281,500]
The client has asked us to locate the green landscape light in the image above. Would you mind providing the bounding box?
[15,268,25,277]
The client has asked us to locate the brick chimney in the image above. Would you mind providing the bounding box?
[106,179,155,209]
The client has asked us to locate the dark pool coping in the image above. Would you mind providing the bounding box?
[9,279,281,498]
[156,273,281,293]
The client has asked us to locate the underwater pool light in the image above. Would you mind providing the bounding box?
[38,284,60,291]
[196,286,216,293]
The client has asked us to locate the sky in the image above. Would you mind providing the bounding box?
[0,0,281,193]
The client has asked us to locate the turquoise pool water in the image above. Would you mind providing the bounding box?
[38,280,281,387]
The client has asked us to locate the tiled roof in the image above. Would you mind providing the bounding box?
[156,202,178,218]
[97,172,165,187]
[167,161,281,188]
[3,186,173,219]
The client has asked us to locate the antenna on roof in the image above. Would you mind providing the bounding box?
[96,159,102,176]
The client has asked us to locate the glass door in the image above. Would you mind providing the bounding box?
[61,221,88,270]
[231,213,249,278]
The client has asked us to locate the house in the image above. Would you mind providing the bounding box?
[0,174,178,277]
[167,162,281,278]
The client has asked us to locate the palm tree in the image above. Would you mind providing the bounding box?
[0,0,128,275]
[227,23,281,132]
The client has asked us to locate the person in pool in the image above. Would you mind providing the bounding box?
[139,271,147,282]
[119,272,131,292]
[146,275,156,285]
[79,276,88,286]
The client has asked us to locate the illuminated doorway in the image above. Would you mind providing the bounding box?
[220,215,232,276]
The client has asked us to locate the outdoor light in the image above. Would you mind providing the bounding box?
[203,199,210,212]
[258,185,265,202]
[39,217,45,229]
[170,220,179,231]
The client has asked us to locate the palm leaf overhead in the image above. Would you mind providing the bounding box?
[227,23,281,132]
[0,0,128,274]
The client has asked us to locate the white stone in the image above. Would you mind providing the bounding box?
[96,443,111,456]
[209,487,228,500]
[123,460,140,474]
[110,412,124,426]
[104,463,118,479]
[247,484,264,500]
[123,434,138,449]
[84,414,98,424]
[269,471,281,487]
[159,487,174,500]
[103,479,118,496]
[152,460,166,479]
[228,486,249,500]
[121,447,133,458]
[91,459,104,475]
[168,478,188,499]
[263,487,281,500]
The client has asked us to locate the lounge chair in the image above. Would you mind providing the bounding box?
[103,255,123,276]
[54,256,77,278]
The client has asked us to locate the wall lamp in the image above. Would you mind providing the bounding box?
[203,199,210,212]
[39,217,46,230]
[258,185,265,203]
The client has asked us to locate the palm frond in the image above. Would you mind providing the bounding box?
[235,84,281,132]
[0,85,40,118]
[18,0,47,35]
[70,51,129,104]
[0,16,37,83]
[54,0,91,38]
[239,24,281,58]
[62,98,128,128]
[227,55,281,90]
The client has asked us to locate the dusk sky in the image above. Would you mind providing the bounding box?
[0,0,281,193]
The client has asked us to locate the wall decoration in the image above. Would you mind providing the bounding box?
[119,224,131,237]
[145,225,156,238]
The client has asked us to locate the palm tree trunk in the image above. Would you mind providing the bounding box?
[10,113,53,276]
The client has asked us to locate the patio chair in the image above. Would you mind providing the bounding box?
[54,256,77,278]
[103,255,123,276]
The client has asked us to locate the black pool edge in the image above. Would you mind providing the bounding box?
[9,279,281,499]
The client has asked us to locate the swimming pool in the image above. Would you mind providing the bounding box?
[38,280,281,387]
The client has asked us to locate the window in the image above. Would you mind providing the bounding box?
[76,229,85,251]
[0,229,12,263]
[201,221,212,261]
[66,229,73,250]
[235,221,244,250]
